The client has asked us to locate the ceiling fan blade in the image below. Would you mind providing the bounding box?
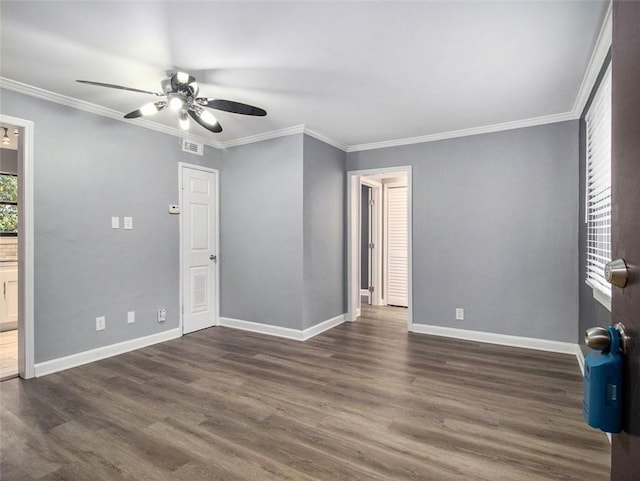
[76,80,163,96]
[188,108,223,133]
[124,101,167,119]
[197,99,266,117]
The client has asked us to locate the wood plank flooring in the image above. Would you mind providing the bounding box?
[0,329,18,381]
[0,306,610,480]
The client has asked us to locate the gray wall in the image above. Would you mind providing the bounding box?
[1,88,220,362]
[302,134,346,329]
[578,53,612,355]
[361,185,370,290]
[348,121,579,343]
[0,148,18,174]
[220,134,304,329]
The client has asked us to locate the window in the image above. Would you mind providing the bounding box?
[0,173,18,235]
[585,63,612,299]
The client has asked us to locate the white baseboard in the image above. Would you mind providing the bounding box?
[411,323,580,356]
[575,345,586,376]
[34,328,182,377]
[219,314,346,341]
[302,314,346,340]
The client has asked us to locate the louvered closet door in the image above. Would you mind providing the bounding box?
[386,186,408,307]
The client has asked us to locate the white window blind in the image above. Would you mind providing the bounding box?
[585,63,612,297]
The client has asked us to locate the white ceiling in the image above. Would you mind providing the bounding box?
[0,1,609,148]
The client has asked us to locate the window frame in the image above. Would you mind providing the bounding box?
[0,171,18,237]
[584,62,612,308]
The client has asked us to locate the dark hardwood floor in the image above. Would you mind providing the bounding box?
[0,305,610,480]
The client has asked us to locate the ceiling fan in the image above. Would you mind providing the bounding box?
[76,72,266,134]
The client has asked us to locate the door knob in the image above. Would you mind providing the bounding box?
[605,258,628,288]
[210,255,217,261]
[585,322,630,355]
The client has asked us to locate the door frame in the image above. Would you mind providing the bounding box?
[360,177,383,306]
[0,114,35,379]
[178,162,220,334]
[383,181,409,307]
[347,166,413,330]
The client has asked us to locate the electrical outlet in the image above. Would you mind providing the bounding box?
[455,308,464,321]
[111,217,120,229]
[157,308,166,323]
[124,217,133,230]
[96,316,106,331]
[127,311,135,324]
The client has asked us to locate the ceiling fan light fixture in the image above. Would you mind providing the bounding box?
[199,109,218,126]
[139,102,162,116]
[168,95,184,111]
[179,110,190,130]
[1,128,10,145]
[176,72,190,84]
[78,73,266,135]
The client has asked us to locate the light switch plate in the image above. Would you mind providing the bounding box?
[111,217,120,229]
[124,217,133,230]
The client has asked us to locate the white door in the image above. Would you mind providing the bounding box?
[181,166,218,334]
[385,185,408,307]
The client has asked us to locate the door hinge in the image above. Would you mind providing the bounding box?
[368,286,374,293]
[369,199,375,206]
[369,242,374,249]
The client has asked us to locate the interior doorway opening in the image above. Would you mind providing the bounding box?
[348,166,412,330]
[0,114,34,380]
[0,123,20,380]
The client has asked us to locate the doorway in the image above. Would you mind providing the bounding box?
[0,114,34,379]
[0,124,19,380]
[348,166,412,330]
[179,163,220,334]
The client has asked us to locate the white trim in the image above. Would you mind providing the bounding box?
[33,328,182,377]
[411,323,580,355]
[572,2,612,116]
[348,174,362,322]
[576,345,586,377]
[219,314,346,341]
[301,314,346,340]
[360,288,370,298]
[0,78,220,149]
[303,127,348,152]
[590,284,612,312]
[219,125,305,149]
[178,163,220,334]
[1,114,35,379]
[347,166,413,330]
[347,112,576,153]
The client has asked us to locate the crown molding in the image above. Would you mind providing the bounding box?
[218,125,305,149]
[0,77,223,149]
[571,1,612,117]
[347,111,577,153]
[303,127,348,152]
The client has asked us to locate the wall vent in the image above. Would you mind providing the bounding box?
[181,138,204,156]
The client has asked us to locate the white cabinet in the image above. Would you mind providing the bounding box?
[0,262,18,331]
